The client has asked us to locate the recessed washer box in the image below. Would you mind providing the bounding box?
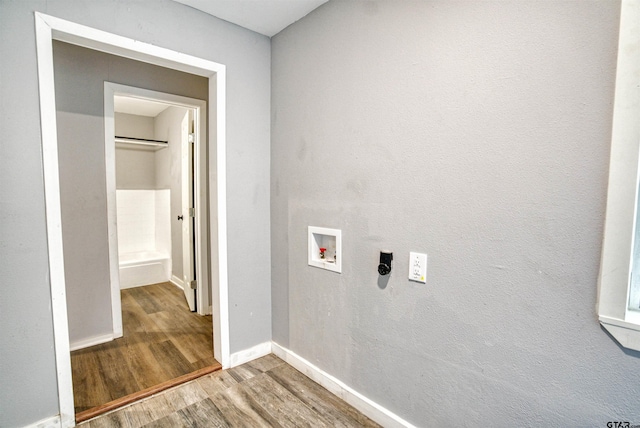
[308,226,342,273]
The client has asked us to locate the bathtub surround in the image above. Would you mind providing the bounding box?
[115,190,166,256]
[116,190,171,289]
[118,251,171,289]
[115,107,187,290]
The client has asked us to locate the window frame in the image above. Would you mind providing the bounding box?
[597,0,640,351]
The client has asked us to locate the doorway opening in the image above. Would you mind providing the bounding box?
[104,84,212,337]
[35,12,230,427]
[67,88,221,419]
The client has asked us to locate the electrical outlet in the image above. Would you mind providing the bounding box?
[409,252,427,283]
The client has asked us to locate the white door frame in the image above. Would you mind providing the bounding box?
[35,13,229,427]
[181,106,198,312]
[105,84,210,337]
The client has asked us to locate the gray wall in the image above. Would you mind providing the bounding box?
[115,112,154,140]
[0,1,271,426]
[115,113,157,190]
[271,1,639,426]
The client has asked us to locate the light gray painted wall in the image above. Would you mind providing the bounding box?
[115,113,157,190]
[0,1,271,426]
[115,112,154,140]
[115,148,157,189]
[0,4,60,426]
[154,106,187,283]
[271,1,638,426]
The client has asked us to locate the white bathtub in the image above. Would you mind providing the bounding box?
[119,251,171,289]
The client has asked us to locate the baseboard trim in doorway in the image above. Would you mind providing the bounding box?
[170,275,184,289]
[25,414,60,428]
[75,362,222,424]
[228,341,272,368]
[271,342,416,428]
[69,332,114,352]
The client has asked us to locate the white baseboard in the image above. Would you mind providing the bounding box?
[69,332,114,352]
[271,342,416,428]
[25,414,60,428]
[171,275,184,289]
[229,341,272,368]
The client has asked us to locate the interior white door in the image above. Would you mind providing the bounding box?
[181,111,196,311]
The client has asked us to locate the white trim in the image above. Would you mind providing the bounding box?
[171,274,185,290]
[271,342,416,428]
[34,12,230,426]
[229,341,272,368]
[211,71,230,368]
[597,0,640,350]
[600,315,640,331]
[69,332,114,352]
[600,316,640,352]
[25,415,61,428]
[34,14,75,428]
[193,101,210,316]
[103,88,123,339]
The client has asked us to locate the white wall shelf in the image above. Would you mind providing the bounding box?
[308,226,341,273]
[115,136,168,151]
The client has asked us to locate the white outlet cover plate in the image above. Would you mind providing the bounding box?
[409,252,427,283]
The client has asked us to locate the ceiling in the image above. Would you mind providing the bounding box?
[172,0,329,37]
[116,1,330,116]
[114,96,170,117]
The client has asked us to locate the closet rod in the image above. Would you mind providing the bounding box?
[114,136,168,147]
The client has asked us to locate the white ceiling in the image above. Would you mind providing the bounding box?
[173,0,328,37]
[114,96,170,117]
[116,1,329,116]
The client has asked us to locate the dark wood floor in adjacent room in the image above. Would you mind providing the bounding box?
[71,282,220,415]
[78,354,382,428]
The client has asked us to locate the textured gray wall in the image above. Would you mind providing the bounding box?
[0,1,271,426]
[115,113,155,141]
[271,1,640,426]
[0,3,60,426]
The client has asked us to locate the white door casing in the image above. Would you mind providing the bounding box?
[35,13,229,427]
[182,110,196,311]
[106,85,207,319]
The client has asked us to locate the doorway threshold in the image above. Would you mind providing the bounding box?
[76,362,222,423]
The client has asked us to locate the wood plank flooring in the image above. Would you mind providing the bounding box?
[71,282,220,414]
[78,354,382,428]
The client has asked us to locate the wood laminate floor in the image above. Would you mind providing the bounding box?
[79,354,382,428]
[71,282,219,414]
